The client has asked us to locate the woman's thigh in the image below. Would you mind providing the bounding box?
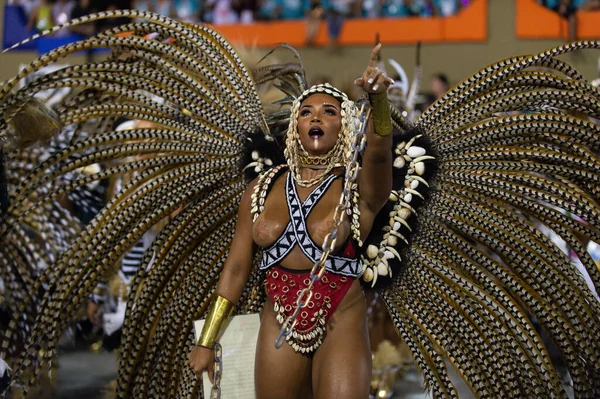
[311,293,371,399]
[255,301,313,399]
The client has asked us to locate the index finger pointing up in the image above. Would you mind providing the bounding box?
[368,43,382,68]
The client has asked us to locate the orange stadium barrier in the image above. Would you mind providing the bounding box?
[516,0,600,40]
[213,0,488,47]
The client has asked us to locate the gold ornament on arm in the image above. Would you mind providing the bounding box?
[197,295,234,349]
[369,92,392,137]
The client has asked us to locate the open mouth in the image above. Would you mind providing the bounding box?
[309,126,324,139]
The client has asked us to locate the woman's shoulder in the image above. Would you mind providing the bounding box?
[247,164,289,222]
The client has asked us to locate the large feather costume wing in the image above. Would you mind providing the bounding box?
[0,11,271,397]
[358,42,600,397]
[2,10,600,398]
[1,127,84,359]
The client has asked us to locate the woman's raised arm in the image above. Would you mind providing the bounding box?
[354,44,395,231]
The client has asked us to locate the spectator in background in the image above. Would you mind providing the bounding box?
[431,73,449,99]
[382,0,413,17]
[27,0,53,32]
[174,0,201,22]
[234,0,258,23]
[425,72,449,107]
[51,0,76,36]
[539,0,582,41]
[278,0,306,19]
[52,0,75,24]
[579,0,600,10]
[70,0,97,62]
[409,0,436,16]
[132,0,153,12]
[212,0,239,24]
[434,0,462,16]
[258,0,305,21]
[154,0,173,16]
[11,0,42,18]
[258,0,279,20]
[70,0,97,35]
[306,0,326,45]
[327,0,353,50]
[200,0,217,22]
[360,0,383,18]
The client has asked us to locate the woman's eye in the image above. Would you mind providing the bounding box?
[325,109,337,115]
[300,110,311,116]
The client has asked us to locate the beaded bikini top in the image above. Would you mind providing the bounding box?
[254,168,362,278]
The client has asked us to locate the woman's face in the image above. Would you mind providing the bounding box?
[297,93,342,156]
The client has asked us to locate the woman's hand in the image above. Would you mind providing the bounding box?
[354,44,394,95]
[189,345,216,383]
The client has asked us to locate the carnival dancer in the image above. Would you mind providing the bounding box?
[1,11,599,398]
[189,45,393,398]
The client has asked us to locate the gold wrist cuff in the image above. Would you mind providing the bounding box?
[197,295,234,348]
[369,93,392,136]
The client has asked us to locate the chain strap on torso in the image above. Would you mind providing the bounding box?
[274,104,370,349]
[210,343,223,399]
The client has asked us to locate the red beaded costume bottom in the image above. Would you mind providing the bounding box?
[264,265,354,354]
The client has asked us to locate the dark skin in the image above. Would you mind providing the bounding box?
[189,44,393,398]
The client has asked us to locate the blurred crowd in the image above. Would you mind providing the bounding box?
[8,0,470,30]
[6,0,471,53]
[8,0,131,36]
[539,0,600,13]
[538,0,600,41]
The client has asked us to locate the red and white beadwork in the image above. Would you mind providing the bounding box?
[264,266,354,354]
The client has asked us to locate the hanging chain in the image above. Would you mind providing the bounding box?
[275,104,370,349]
[210,343,223,399]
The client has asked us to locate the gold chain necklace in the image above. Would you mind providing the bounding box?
[297,155,343,170]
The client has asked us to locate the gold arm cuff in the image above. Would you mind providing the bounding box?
[197,295,234,348]
[369,93,392,136]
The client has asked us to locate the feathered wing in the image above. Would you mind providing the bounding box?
[370,41,600,397]
[0,11,270,397]
[0,80,80,353]
[3,11,600,398]
[1,130,84,360]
